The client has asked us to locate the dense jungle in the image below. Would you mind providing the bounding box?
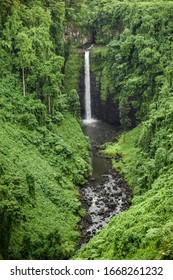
[0,0,173,260]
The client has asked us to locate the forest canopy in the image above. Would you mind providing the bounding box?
[0,0,91,259]
[1,0,173,260]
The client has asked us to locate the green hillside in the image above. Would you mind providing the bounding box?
[1,0,173,260]
[74,0,173,260]
[0,0,90,259]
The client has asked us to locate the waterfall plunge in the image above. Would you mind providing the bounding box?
[83,49,97,124]
[84,50,91,120]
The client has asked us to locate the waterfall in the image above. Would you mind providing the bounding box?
[84,50,92,120]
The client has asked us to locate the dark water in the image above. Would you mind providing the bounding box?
[83,120,113,181]
[79,120,132,244]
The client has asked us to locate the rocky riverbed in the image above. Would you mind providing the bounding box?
[78,120,132,246]
[78,160,132,246]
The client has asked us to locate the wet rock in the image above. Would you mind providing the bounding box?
[77,121,132,248]
[103,197,109,203]
[97,225,102,230]
[98,208,105,215]
[109,203,115,210]
[90,177,96,181]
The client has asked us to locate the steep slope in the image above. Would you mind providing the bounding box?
[0,0,90,259]
[74,0,173,260]
[0,75,91,260]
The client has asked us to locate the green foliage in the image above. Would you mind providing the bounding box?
[87,0,173,124]
[2,0,173,261]
[0,0,91,260]
[90,46,109,102]
[68,89,80,116]
[74,122,173,260]
[43,0,65,55]
[0,1,65,113]
[73,0,173,260]
[64,51,83,95]
[63,50,83,116]
[119,98,131,130]
[0,111,90,259]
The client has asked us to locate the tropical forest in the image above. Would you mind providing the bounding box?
[0,0,173,260]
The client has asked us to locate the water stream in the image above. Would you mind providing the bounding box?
[79,120,131,245]
[78,48,132,246]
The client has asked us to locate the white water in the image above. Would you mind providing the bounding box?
[84,50,92,120]
[83,49,98,125]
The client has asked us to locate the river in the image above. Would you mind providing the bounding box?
[79,119,132,246]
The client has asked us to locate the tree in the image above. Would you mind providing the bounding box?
[68,89,80,116]
[43,0,65,55]
[15,31,36,96]
[39,54,64,114]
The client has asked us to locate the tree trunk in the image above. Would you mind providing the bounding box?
[22,67,26,97]
[48,95,51,114]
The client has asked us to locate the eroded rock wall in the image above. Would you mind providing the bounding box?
[78,53,120,125]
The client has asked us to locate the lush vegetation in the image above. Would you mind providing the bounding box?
[0,0,91,259]
[74,0,173,259]
[1,0,173,260]
[88,0,173,126]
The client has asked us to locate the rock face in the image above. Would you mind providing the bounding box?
[91,73,120,125]
[78,57,120,125]
[78,51,137,127]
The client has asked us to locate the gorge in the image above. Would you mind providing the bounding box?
[79,47,132,245]
[1,0,173,261]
